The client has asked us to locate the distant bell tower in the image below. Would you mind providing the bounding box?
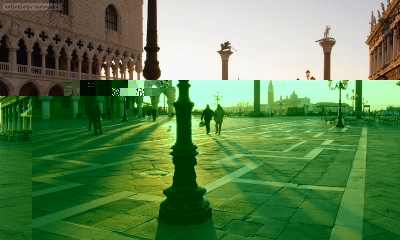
[268,80,274,105]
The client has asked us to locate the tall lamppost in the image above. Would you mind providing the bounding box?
[143,0,161,80]
[346,89,358,114]
[214,92,223,106]
[328,80,349,128]
[159,80,212,225]
[122,97,128,122]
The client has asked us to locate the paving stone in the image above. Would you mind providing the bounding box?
[92,213,153,232]
[290,208,336,226]
[250,205,296,221]
[214,200,261,215]
[222,220,264,237]
[277,223,331,240]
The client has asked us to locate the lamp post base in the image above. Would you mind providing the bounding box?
[159,186,212,226]
[336,118,344,128]
[122,114,128,122]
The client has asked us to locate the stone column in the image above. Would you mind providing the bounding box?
[88,59,93,79]
[136,96,143,117]
[41,51,46,76]
[128,65,134,79]
[78,58,82,79]
[118,96,125,117]
[16,101,21,131]
[105,62,111,80]
[22,99,27,130]
[167,87,176,117]
[9,47,17,72]
[39,96,53,119]
[253,80,261,115]
[318,38,336,80]
[26,48,32,73]
[66,57,71,78]
[98,63,102,79]
[55,52,60,77]
[11,104,16,131]
[7,107,10,131]
[218,50,233,80]
[71,96,80,118]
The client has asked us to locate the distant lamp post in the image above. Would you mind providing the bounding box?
[214,92,223,106]
[346,89,358,113]
[328,80,349,128]
[159,80,212,225]
[122,97,128,122]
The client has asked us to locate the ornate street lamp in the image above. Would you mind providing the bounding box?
[159,80,212,225]
[346,89,358,114]
[122,97,128,122]
[327,80,349,127]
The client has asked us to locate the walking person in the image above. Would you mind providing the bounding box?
[134,108,138,118]
[93,104,102,135]
[201,104,214,135]
[85,96,95,130]
[151,107,157,121]
[214,104,225,135]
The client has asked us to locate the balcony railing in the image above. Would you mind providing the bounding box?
[0,62,9,71]
[1,63,96,79]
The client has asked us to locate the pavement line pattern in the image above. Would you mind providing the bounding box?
[32,191,136,228]
[313,132,325,138]
[341,127,348,132]
[233,178,345,192]
[304,148,324,159]
[321,140,334,145]
[36,220,137,240]
[283,140,308,152]
[330,127,367,240]
[204,163,262,193]
[32,183,84,197]
[328,126,336,130]
[40,156,102,167]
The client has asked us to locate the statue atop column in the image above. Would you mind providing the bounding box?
[381,3,385,12]
[220,41,233,52]
[324,26,331,38]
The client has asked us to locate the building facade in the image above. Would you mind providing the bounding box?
[0,0,143,95]
[366,0,400,79]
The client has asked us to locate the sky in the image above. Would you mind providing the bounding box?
[148,80,400,111]
[142,0,384,80]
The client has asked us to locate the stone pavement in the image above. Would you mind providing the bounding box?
[31,116,400,240]
[0,140,32,240]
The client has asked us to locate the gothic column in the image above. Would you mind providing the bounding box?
[88,59,93,79]
[78,57,82,79]
[318,38,336,80]
[218,50,233,80]
[11,103,16,131]
[112,64,118,79]
[16,101,21,131]
[105,62,111,80]
[55,52,60,77]
[26,48,32,73]
[167,87,176,117]
[135,96,143,118]
[98,63,102,79]
[118,96,125,117]
[71,96,80,118]
[22,98,27,130]
[39,96,53,119]
[7,107,10,131]
[9,47,17,72]
[41,50,46,76]
[66,56,71,78]
[128,64,134,79]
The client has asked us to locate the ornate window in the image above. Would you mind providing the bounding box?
[105,5,118,31]
[49,0,68,15]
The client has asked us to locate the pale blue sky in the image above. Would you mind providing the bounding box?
[142,0,383,79]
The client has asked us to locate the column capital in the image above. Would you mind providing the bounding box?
[217,50,233,61]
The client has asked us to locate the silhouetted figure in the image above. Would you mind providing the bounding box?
[142,108,146,118]
[201,104,214,135]
[134,108,138,117]
[93,104,102,135]
[214,104,225,135]
[106,105,111,120]
[151,107,157,121]
[85,96,95,130]
[147,109,151,118]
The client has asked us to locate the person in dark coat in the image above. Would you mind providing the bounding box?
[85,96,95,130]
[214,104,225,135]
[201,104,214,135]
[151,107,157,121]
[93,104,102,135]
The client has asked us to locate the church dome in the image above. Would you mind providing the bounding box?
[290,91,298,100]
